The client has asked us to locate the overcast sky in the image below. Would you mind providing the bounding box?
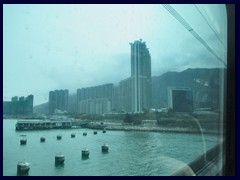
[3,4,227,106]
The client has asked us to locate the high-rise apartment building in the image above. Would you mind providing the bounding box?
[49,89,69,114]
[78,98,111,115]
[3,95,34,115]
[75,39,151,114]
[119,77,132,112]
[24,95,34,114]
[77,83,113,114]
[130,39,152,112]
[11,96,19,115]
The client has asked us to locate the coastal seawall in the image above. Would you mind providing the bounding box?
[89,124,220,135]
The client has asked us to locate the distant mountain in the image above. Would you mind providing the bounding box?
[33,102,48,114]
[34,68,225,114]
[152,68,225,109]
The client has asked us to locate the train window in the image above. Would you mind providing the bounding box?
[3,4,234,176]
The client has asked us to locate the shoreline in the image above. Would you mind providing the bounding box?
[9,119,220,135]
[92,124,220,135]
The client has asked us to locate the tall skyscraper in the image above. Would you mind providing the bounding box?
[130,39,152,112]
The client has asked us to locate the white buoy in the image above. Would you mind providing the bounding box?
[57,135,62,140]
[40,137,45,142]
[55,153,65,164]
[102,144,109,152]
[20,135,27,145]
[83,132,87,136]
[82,148,90,158]
[17,161,30,175]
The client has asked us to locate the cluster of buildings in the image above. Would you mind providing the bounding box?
[48,39,193,115]
[3,95,34,115]
[48,39,153,115]
[3,39,193,116]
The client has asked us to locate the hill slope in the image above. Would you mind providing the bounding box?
[34,68,225,114]
[152,68,225,109]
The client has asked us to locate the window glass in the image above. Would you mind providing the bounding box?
[3,4,227,176]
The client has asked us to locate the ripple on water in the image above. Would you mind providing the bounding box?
[3,120,220,176]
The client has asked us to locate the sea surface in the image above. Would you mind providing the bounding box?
[3,119,221,176]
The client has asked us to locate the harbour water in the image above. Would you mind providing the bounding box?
[3,119,221,176]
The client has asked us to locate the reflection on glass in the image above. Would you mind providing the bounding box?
[3,4,227,176]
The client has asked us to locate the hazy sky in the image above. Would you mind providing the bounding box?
[3,4,227,106]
